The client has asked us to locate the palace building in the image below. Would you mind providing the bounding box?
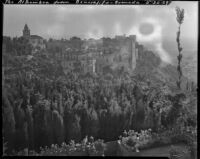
[22,24,46,54]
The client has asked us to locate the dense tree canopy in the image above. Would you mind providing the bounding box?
[2,37,197,155]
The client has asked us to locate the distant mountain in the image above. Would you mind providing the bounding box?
[162,38,197,83]
[170,50,197,84]
[137,39,197,84]
[134,48,194,91]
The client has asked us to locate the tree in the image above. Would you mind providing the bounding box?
[52,110,64,145]
[24,105,34,150]
[64,109,82,143]
[13,99,29,151]
[2,89,16,153]
[175,6,184,89]
[32,99,53,150]
[80,107,100,139]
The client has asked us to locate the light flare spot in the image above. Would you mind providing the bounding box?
[139,23,154,35]
[128,17,172,64]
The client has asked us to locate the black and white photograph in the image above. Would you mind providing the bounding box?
[2,1,198,157]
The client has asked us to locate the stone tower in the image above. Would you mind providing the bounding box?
[23,24,30,38]
[129,35,138,70]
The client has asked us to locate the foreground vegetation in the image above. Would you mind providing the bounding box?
[4,127,196,157]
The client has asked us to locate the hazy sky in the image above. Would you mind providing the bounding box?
[3,1,198,63]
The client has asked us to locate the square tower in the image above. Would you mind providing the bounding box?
[23,24,30,38]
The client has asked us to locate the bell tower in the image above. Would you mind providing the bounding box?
[23,24,30,38]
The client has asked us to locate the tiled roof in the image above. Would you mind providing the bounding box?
[30,35,43,39]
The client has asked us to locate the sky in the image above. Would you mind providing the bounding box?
[3,1,198,63]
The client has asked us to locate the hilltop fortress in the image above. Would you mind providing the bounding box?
[21,24,145,75]
[50,34,145,75]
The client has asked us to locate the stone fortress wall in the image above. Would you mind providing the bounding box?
[55,34,144,75]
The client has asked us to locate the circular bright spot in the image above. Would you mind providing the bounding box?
[128,17,172,64]
[139,23,154,35]
[128,18,162,43]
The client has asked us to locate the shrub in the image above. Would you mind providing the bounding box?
[169,146,182,159]
[126,137,137,147]
[120,129,154,151]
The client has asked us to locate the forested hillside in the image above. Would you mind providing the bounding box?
[2,37,197,156]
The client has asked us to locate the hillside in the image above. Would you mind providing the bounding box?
[2,38,197,156]
[133,48,196,92]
